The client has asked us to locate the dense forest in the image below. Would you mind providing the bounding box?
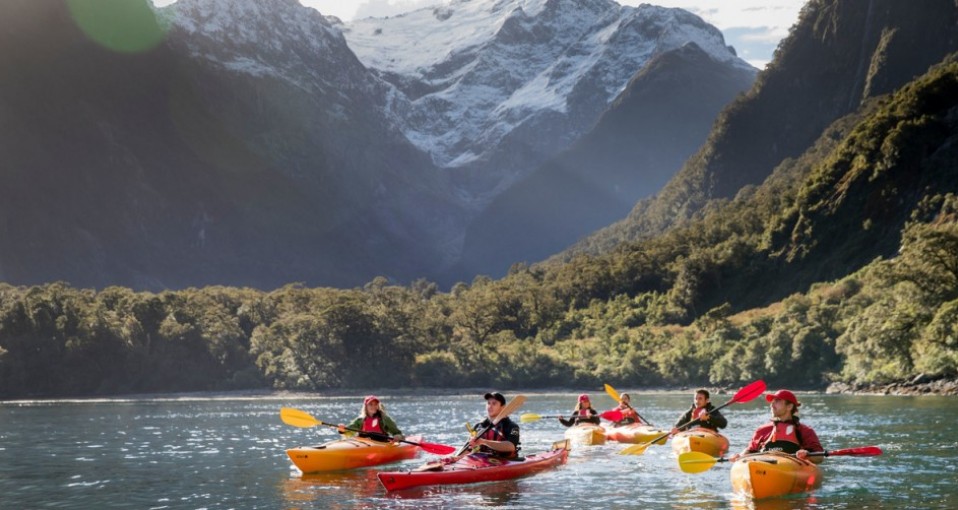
[2,4,958,399]
[2,58,957,397]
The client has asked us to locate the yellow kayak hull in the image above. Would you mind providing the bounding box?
[564,424,606,446]
[731,452,822,499]
[286,436,420,473]
[605,424,668,445]
[671,428,730,457]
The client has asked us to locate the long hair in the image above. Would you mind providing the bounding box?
[358,401,389,419]
[573,401,593,414]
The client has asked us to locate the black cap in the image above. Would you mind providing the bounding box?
[483,391,506,405]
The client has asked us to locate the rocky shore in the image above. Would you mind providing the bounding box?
[826,374,958,396]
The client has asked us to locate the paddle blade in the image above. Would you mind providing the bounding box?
[520,413,543,423]
[600,409,624,422]
[826,445,883,457]
[731,379,767,405]
[280,407,322,428]
[604,383,621,402]
[495,395,526,424]
[417,441,457,455]
[678,451,720,474]
[619,442,651,456]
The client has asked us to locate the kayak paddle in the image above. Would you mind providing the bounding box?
[519,409,622,423]
[619,379,767,455]
[604,383,654,426]
[279,407,456,455]
[455,394,526,456]
[678,445,883,474]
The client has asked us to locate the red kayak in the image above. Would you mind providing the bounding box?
[377,442,570,492]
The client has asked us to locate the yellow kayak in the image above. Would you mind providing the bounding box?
[604,423,668,444]
[671,428,730,457]
[564,424,606,446]
[731,452,822,499]
[286,436,421,473]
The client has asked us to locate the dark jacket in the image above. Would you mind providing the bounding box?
[559,408,601,427]
[673,402,727,431]
[473,416,521,457]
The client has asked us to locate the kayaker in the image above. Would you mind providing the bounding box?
[558,394,601,426]
[467,391,521,459]
[669,389,728,435]
[611,393,644,426]
[337,395,404,443]
[729,389,823,462]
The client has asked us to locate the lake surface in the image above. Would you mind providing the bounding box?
[1,390,955,509]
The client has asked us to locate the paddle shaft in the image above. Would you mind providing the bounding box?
[605,383,653,426]
[712,446,882,464]
[623,380,766,454]
[455,395,526,456]
[314,421,419,447]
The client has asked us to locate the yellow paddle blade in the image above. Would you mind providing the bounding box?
[619,442,651,455]
[280,407,322,428]
[519,413,543,423]
[604,383,621,402]
[466,422,477,437]
[678,451,719,474]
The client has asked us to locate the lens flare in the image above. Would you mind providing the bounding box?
[66,0,168,54]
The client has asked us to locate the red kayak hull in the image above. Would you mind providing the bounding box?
[377,445,569,492]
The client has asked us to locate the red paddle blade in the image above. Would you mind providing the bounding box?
[731,380,767,404]
[417,441,457,455]
[600,409,624,422]
[827,445,883,457]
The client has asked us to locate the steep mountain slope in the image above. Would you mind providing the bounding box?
[0,0,459,289]
[576,0,958,254]
[342,0,752,203]
[457,42,755,279]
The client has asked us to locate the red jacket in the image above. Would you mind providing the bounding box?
[744,420,823,454]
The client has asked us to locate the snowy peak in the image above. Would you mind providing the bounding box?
[156,0,358,86]
[343,0,752,184]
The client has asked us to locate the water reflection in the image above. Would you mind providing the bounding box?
[385,479,522,505]
[3,393,958,509]
[280,469,384,508]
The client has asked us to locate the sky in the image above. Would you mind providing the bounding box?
[151,0,806,68]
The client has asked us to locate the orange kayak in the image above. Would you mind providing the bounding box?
[564,424,606,445]
[378,443,569,492]
[286,436,420,473]
[730,452,822,499]
[671,428,730,457]
[604,423,668,444]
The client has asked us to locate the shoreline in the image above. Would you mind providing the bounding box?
[4,378,957,404]
[825,375,958,396]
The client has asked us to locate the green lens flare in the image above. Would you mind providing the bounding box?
[66,0,168,54]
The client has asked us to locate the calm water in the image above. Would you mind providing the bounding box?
[1,391,955,509]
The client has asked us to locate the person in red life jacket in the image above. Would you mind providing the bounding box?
[669,389,728,435]
[558,394,601,427]
[337,395,404,442]
[611,393,645,426]
[467,392,520,458]
[729,389,823,462]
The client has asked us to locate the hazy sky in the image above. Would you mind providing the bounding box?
[152,0,805,68]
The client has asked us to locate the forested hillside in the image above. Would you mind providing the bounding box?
[2,56,956,397]
[2,2,957,398]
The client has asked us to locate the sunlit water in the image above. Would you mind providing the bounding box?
[1,391,956,509]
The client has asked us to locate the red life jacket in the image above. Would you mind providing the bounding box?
[769,421,800,444]
[481,424,503,441]
[362,415,386,434]
[691,406,709,425]
[761,420,802,453]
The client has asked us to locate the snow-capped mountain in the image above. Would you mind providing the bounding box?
[159,0,364,92]
[1,0,756,289]
[342,0,753,202]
